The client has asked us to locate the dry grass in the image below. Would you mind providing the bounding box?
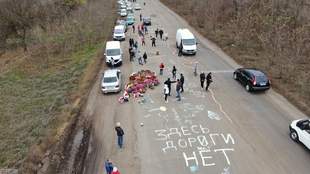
[0,0,116,169]
[161,0,310,115]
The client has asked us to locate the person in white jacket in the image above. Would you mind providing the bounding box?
[164,84,169,103]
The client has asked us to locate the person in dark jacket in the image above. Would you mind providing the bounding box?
[206,72,213,91]
[155,28,159,38]
[178,42,183,56]
[143,52,147,63]
[115,122,124,148]
[172,66,177,79]
[151,37,156,47]
[180,73,184,93]
[105,159,113,174]
[159,29,164,40]
[176,79,181,101]
[200,72,205,88]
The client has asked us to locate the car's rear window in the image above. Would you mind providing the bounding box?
[256,75,267,82]
[104,77,117,83]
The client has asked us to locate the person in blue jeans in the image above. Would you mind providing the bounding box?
[105,159,113,174]
[115,122,124,148]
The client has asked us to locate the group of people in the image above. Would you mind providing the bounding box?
[200,72,213,91]
[161,65,185,102]
[155,28,167,40]
[129,38,148,65]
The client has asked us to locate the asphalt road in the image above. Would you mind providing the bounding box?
[83,0,310,173]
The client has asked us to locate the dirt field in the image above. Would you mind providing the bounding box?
[0,0,117,172]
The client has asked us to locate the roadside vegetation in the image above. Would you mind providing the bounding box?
[161,0,310,114]
[0,0,116,170]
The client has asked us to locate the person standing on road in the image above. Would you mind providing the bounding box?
[137,51,143,65]
[176,79,181,101]
[206,72,213,91]
[134,40,138,49]
[140,14,142,21]
[132,25,135,33]
[193,61,198,76]
[178,42,183,56]
[180,73,184,93]
[155,28,159,38]
[141,36,145,46]
[164,84,169,103]
[151,36,156,47]
[143,52,147,63]
[115,122,124,148]
[105,159,113,174]
[172,66,177,79]
[200,72,205,88]
[159,29,164,40]
[144,25,148,34]
[159,62,164,75]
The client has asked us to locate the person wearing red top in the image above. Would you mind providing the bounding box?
[112,167,120,174]
[159,63,164,75]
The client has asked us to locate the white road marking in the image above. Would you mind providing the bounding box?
[209,89,233,123]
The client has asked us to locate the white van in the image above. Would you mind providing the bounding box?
[113,25,126,41]
[105,41,122,66]
[176,28,197,55]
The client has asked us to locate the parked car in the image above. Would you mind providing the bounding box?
[176,28,197,55]
[289,119,310,149]
[126,16,135,25]
[120,9,127,17]
[134,3,141,10]
[101,69,122,94]
[113,25,126,41]
[116,19,128,32]
[104,41,122,66]
[142,16,151,25]
[233,68,271,92]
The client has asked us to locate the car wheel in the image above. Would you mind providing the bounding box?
[290,130,299,142]
[233,73,238,80]
[245,84,251,92]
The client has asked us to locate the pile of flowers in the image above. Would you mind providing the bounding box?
[119,70,159,103]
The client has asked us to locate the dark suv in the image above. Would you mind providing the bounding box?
[233,68,271,92]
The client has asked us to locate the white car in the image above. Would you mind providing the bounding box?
[134,4,141,10]
[101,69,122,93]
[113,25,126,41]
[289,119,310,149]
[120,9,127,17]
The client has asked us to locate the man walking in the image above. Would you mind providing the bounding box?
[115,122,124,148]
[159,29,164,40]
[206,72,213,91]
[132,25,135,33]
[172,66,177,79]
[143,52,147,63]
[151,37,156,47]
[105,159,113,174]
[176,79,181,101]
[200,72,205,88]
[155,28,159,38]
[180,73,184,93]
